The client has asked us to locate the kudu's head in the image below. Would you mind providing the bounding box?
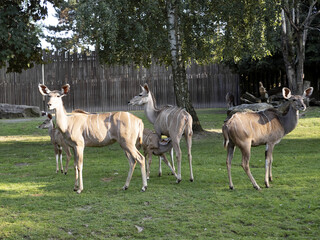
[38,112,53,129]
[128,83,151,106]
[38,84,70,110]
[283,87,313,111]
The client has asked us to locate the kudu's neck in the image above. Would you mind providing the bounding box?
[47,123,54,137]
[279,102,299,135]
[54,101,68,133]
[144,94,159,124]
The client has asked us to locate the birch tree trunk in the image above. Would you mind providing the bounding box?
[167,1,203,132]
[281,0,319,94]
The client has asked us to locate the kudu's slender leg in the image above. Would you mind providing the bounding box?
[59,148,64,173]
[240,144,261,190]
[72,146,84,193]
[185,130,193,182]
[73,163,79,191]
[55,154,59,173]
[123,151,136,190]
[226,143,235,190]
[158,156,162,177]
[172,139,182,183]
[265,143,275,188]
[54,146,59,173]
[160,154,177,178]
[169,148,175,172]
[146,152,152,180]
[123,145,147,191]
[75,146,84,194]
[63,146,71,175]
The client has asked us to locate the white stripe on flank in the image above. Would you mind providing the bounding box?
[236,114,248,136]
[165,107,176,128]
[176,111,182,131]
[262,112,272,131]
[96,114,100,131]
[127,112,131,128]
[249,120,254,133]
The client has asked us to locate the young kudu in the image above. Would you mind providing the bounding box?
[129,83,193,183]
[223,87,313,190]
[139,128,176,180]
[38,112,71,174]
[38,84,147,193]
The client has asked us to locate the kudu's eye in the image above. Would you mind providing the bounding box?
[139,94,143,97]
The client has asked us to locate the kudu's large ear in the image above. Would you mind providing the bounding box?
[38,84,50,96]
[303,87,313,98]
[143,83,149,93]
[282,87,292,99]
[61,84,70,96]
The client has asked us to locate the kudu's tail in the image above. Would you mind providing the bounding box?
[222,124,229,149]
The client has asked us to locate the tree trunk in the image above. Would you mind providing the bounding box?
[280,1,318,95]
[281,7,298,93]
[167,0,203,132]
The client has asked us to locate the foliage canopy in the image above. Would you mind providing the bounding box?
[0,0,61,73]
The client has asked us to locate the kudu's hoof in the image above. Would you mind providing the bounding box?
[176,179,182,184]
[190,178,194,182]
[254,186,261,191]
[76,189,82,194]
[122,186,128,191]
[229,186,234,190]
[141,186,147,192]
[64,172,68,175]
[61,170,64,173]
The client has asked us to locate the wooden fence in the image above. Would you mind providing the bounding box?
[0,51,240,112]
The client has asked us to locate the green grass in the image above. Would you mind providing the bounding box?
[0,107,319,239]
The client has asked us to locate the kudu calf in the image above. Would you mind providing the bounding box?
[39,84,147,193]
[138,128,176,180]
[38,112,71,174]
[222,87,313,190]
[129,83,193,183]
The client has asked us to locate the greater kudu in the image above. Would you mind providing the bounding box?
[139,128,176,180]
[222,87,313,190]
[38,112,72,174]
[129,83,193,183]
[39,84,147,193]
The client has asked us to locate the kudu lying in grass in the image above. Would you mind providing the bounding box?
[38,112,71,174]
[129,83,193,183]
[222,87,313,190]
[138,128,176,180]
[39,84,147,193]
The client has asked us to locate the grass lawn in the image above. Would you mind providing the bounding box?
[0,107,319,239]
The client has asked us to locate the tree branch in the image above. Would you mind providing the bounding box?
[282,6,300,32]
[301,0,319,28]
